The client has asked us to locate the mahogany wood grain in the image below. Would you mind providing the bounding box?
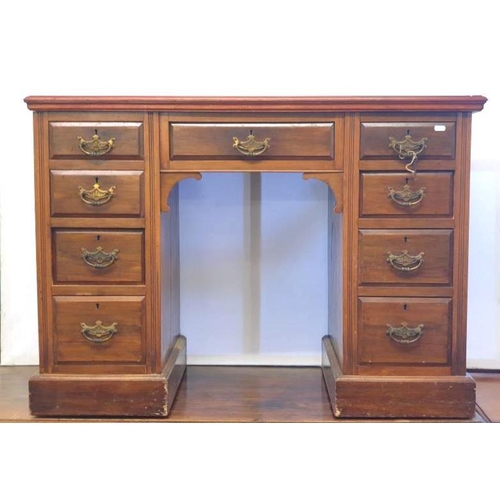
[360,172,453,217]
[50,217,146,229]
[358,229,453,285]
[303,172,343,212]
[52,296,145,368]
[144,112,161,373]
[167,159,338,172]
[357,297,452,369]
[29,335,185,417]
[51,170,144,217]
[53,230,144,284]
[452,113,472,375]
[0,365,489,422]
[51,284,146,296]
[357,285,453,298]
[322,336,475,419]
[160,185,181,367]
[49,120,144,160]
[335,375,476,419]
[170,122,335,160]
[33,111,53,373]
[25,96,486,418]
[358,159,457,171]
[341,112,358,375]
[358,218,454,229]
[29,373,168,417]
[48,159,145,171]
[25,95,487,112]
[162,335,186,412]
[470,372,500,423]
[160,172,201,212]
[360,120,456,160]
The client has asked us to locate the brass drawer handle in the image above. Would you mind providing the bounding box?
[78,182,116,206]
[387,250,424,272]
[387,184,426,207]
[233,133,270,157]
[388,134,427,173]
[81,246,119,268]
[386,322,424,344]
[80,320,118,343]
[77,133,115,156]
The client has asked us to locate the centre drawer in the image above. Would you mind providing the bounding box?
[359,229,453,285]
[169,122,335,160]
[358,297,451,366]
[53,296,145,365]
[53,230,144,284]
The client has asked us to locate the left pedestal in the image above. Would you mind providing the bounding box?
[29,336,186,417]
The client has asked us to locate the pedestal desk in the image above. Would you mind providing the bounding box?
[24,96,487,419]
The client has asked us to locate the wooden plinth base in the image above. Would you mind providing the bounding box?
[321,335,476,419]
[29,335,186,418]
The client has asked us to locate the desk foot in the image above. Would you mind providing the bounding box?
[322,335,476,419]
[28,336,187,418]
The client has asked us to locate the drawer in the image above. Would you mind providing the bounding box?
[359,229,452,285]
[358,297,451,366]
[49,121,144,159]
[53,296,145,365]
[360,120,456,160]
[360,172,453,217]
[53,230,144,284]
[169,122,335,160]
[51,171,144,217]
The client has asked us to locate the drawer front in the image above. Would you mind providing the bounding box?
[51,170,144,217]
[360,121,456,160]
[53,296,145,364]
[170,122,335,160]
[358,298,451,366]
[53,230,144,284]
[49,121,144,159]
[360,172,453,216]
[359,229,453,285]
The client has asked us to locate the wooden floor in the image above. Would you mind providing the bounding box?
[0,365,495,422]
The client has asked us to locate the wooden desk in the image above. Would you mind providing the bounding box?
[24,96,487,419]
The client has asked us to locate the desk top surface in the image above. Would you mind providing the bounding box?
[24,95,487,112]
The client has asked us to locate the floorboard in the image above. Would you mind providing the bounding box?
[469,372,500,423]
[0,366,489,422]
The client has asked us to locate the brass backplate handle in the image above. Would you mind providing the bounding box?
[386,322,424,344]
[78,182,116,206]
[81,246,119,268]
[388,134,428,173]
[387,250,424,272]
[387,184,426,207]
[77,134,115,156]
[80,320,118,343]
[233,134,270,157]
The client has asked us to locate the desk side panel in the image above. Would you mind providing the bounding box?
[329,190,343,365]
[160,184,181,367]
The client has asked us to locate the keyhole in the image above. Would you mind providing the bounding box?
[96,234,101,241]
[403,304,408,311]
[94,129,98,135]
[250,129,253,136]
[95,177,99,184]
[407,129,410,135]
[405,177,409,185]
[404,236,408,243]
[95,303,100,310]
